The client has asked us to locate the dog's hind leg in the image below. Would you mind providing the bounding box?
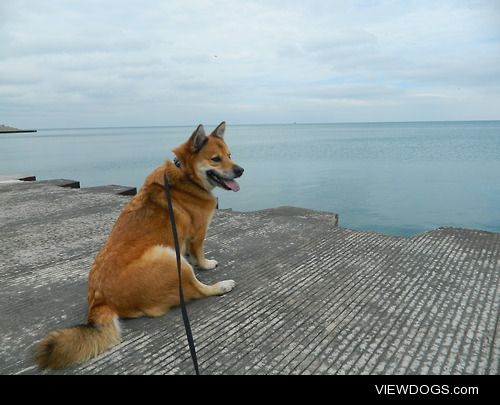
[113,245,235,318]
[172,248,236,299]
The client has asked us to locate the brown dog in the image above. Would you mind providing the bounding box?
[36,122,243,369]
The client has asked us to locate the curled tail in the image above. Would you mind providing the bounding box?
[35,305,121,369]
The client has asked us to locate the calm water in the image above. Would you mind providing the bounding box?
[1,121,500,236]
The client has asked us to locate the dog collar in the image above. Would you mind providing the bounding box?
[173,157,181,168]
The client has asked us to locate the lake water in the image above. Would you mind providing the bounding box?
[1,121,499,236]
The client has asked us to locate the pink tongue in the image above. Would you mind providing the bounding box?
[222,179,240,192]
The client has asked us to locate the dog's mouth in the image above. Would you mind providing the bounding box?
[206,170,240,192]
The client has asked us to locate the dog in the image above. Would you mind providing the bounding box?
[36,122,244,369]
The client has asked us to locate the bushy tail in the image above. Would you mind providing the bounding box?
[35,305,121,369]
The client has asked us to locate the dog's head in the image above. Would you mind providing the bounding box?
[173,122,244,192]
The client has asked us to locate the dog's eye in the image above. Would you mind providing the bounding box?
[211,156,222,162]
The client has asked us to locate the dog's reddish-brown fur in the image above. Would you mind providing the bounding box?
[36,122,242,369]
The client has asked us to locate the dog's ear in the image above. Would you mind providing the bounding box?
[189,124,208,152]
[211,121,226,139]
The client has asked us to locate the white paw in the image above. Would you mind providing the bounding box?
[218,279,236,294]
[200,259,218,270]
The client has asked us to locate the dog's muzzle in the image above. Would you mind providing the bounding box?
[207,167,243,192]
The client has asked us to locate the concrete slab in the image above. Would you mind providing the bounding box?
[0,175,36,183]
[82,185,137,196]
[0,181,498,375]
[35,179,81,189]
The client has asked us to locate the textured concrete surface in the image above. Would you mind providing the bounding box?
[0,181,498,375]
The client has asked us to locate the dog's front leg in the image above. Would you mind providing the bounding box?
[189,238,218,270]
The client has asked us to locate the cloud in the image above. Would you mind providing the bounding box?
[0,0,499,127]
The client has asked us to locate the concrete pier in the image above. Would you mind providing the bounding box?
[0,125,37,134]
[0,179,498,375]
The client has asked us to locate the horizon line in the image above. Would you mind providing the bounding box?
[28,118,500,131]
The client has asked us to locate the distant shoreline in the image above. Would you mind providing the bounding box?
[0,130,38,134]
[0,125,37,134]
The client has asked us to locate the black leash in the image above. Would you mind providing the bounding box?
[163,172,200,375]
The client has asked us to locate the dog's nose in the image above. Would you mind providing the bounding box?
[233,165,244,178]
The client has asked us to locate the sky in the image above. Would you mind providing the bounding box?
[1,0,500,128]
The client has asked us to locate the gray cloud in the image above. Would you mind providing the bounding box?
[0,0,499,128]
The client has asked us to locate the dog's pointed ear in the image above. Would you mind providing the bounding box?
[189,124,208,152]
[211,121,226,139]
